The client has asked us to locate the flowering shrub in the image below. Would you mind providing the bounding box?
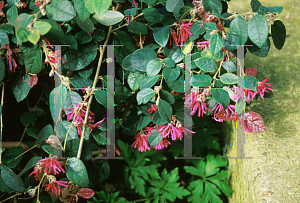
[0,0,288,202]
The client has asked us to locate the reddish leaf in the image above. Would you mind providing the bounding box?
[245,68,257,77]
[29,76,38,87]
[0,43,9,50]
[244,111,266,133]
[0,1,4,10]
[216,109,236,121]
[77,188,95,199]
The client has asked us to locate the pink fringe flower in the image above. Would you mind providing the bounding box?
[211,103,237,122]
[29,158,65,181]
[44,175,69,196]
[257,77,273,99]
[152,138,171,150]
[184,88,209,117]
[132,127,153,152]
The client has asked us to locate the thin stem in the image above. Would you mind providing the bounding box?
[226,12,258,20]
[0,82,4,165]
[77,25,114,159]
[18,127,27,146]
[36,174,46,203]
[157,46,163,54]
[0,194,19,203]
[15,143,41,160]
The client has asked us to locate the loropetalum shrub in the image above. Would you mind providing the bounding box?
[0,0,287,202]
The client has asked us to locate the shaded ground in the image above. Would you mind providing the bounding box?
[222,0,300,202]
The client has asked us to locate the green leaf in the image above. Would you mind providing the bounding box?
[168,46,184,63]
[33,21,52,35]
[195,57,216,72]
[159,90,175,104]
[136,88,156,105]
[235,98,245,114]
[247,38,270,57]
[152,111,168,125]
[62,42,98,71]
[20,111,37,127]
[65,139,92,162]
[248,14,268,48]
[271,20,286,50]
[63,91,83,114]
[158,99,172,123]
[148,129,163,146]
[163,66,180,83]
[0,57,5,83]
[128,72,145,90]
[1,164,25,193]
[127,20,148,35]
[94,90,107,108]
[223,33,241,52]
[18,157,42,177]
[131,49,157,72]
[66,158,89,187]
[209,34,224,58]
[0,24,15,35]
[91,128,107,145]
[167,69,184,93]
[93,0,112,17]
[143,8,163,23]
[136,115,152,130]
[6,6,18,25]
[75,31,92,44]
[93,10,124,26]
[266,6,283,14]
[219,73,238,84]
[12,74,31,102]
[41,19,68,44]
[163,58,175,68]
[84,0,95,14]
[147,59,162,77]
[166,0,184,18]
[203,22,217,30]
[222,61,236,72]
[49,85,68,121]
[76,15,95,32]
[189,22,205,41]
[229,16,248,45]
[240,75,257,92]
[46,0,76,22]
[93,29,105,42]
[203,0,222,14]
[114,30,137,56]
[70,73,93,88]
[25,48,43,74]
[54,120,78,141]
[211,89,230,110]
[153,26,170,47]
[74,0,91,21]
[2,146,23,169]
[250,0,261,12]
[139,75,160,90]
[35,124,53,144]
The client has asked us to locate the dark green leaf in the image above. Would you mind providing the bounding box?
[167,69,184,93]
[153,26,170,47]
[163,66,180,82]
[250,0,261,12]
[211,89,230,110]
[20,111,37,127]
[0,57,5,83]
[247,38,270,57]
[35,124,53,144]
[66,158,89,187]
[6,6,18,25]
[62,42,98,71]
[0,24,14,35]
[25,48,43,74]
[93,29,105,42]
[93,0,112,17]
[18,157,42,177]
[12,74,31,102]
[2,146,23,169]
[65,139,92,162]
[139,75,160,90]
[223,33,241,52]
[76,15,95,32]
[240,75,257,92]
[1,164,25,193]
[63,91,83,114]
[78,63,93,79]
[54,121,78,141]
[148,129,163,146]
[152,111,168,125]
[92,128,107,145]
[189,22,205,41]
[158,99,172,123]
[203,0,222,14]
[75,0,91,21]
[127,20,148,35]
[271,20,286,50]
[203,22,217,30]
[143,8,163,23]
[49,84,68,121]
[131,48,157,72]
[75,31,93,44]
[166,0,184,18]
[163,58,175,68]
[159,90,175,104]
[222,61,236,71]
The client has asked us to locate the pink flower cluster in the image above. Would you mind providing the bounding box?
[132,116,195,152]
[64,101,105,137]
[29,158,69,196]
[35,0,51,16]
[170,21,193,47]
